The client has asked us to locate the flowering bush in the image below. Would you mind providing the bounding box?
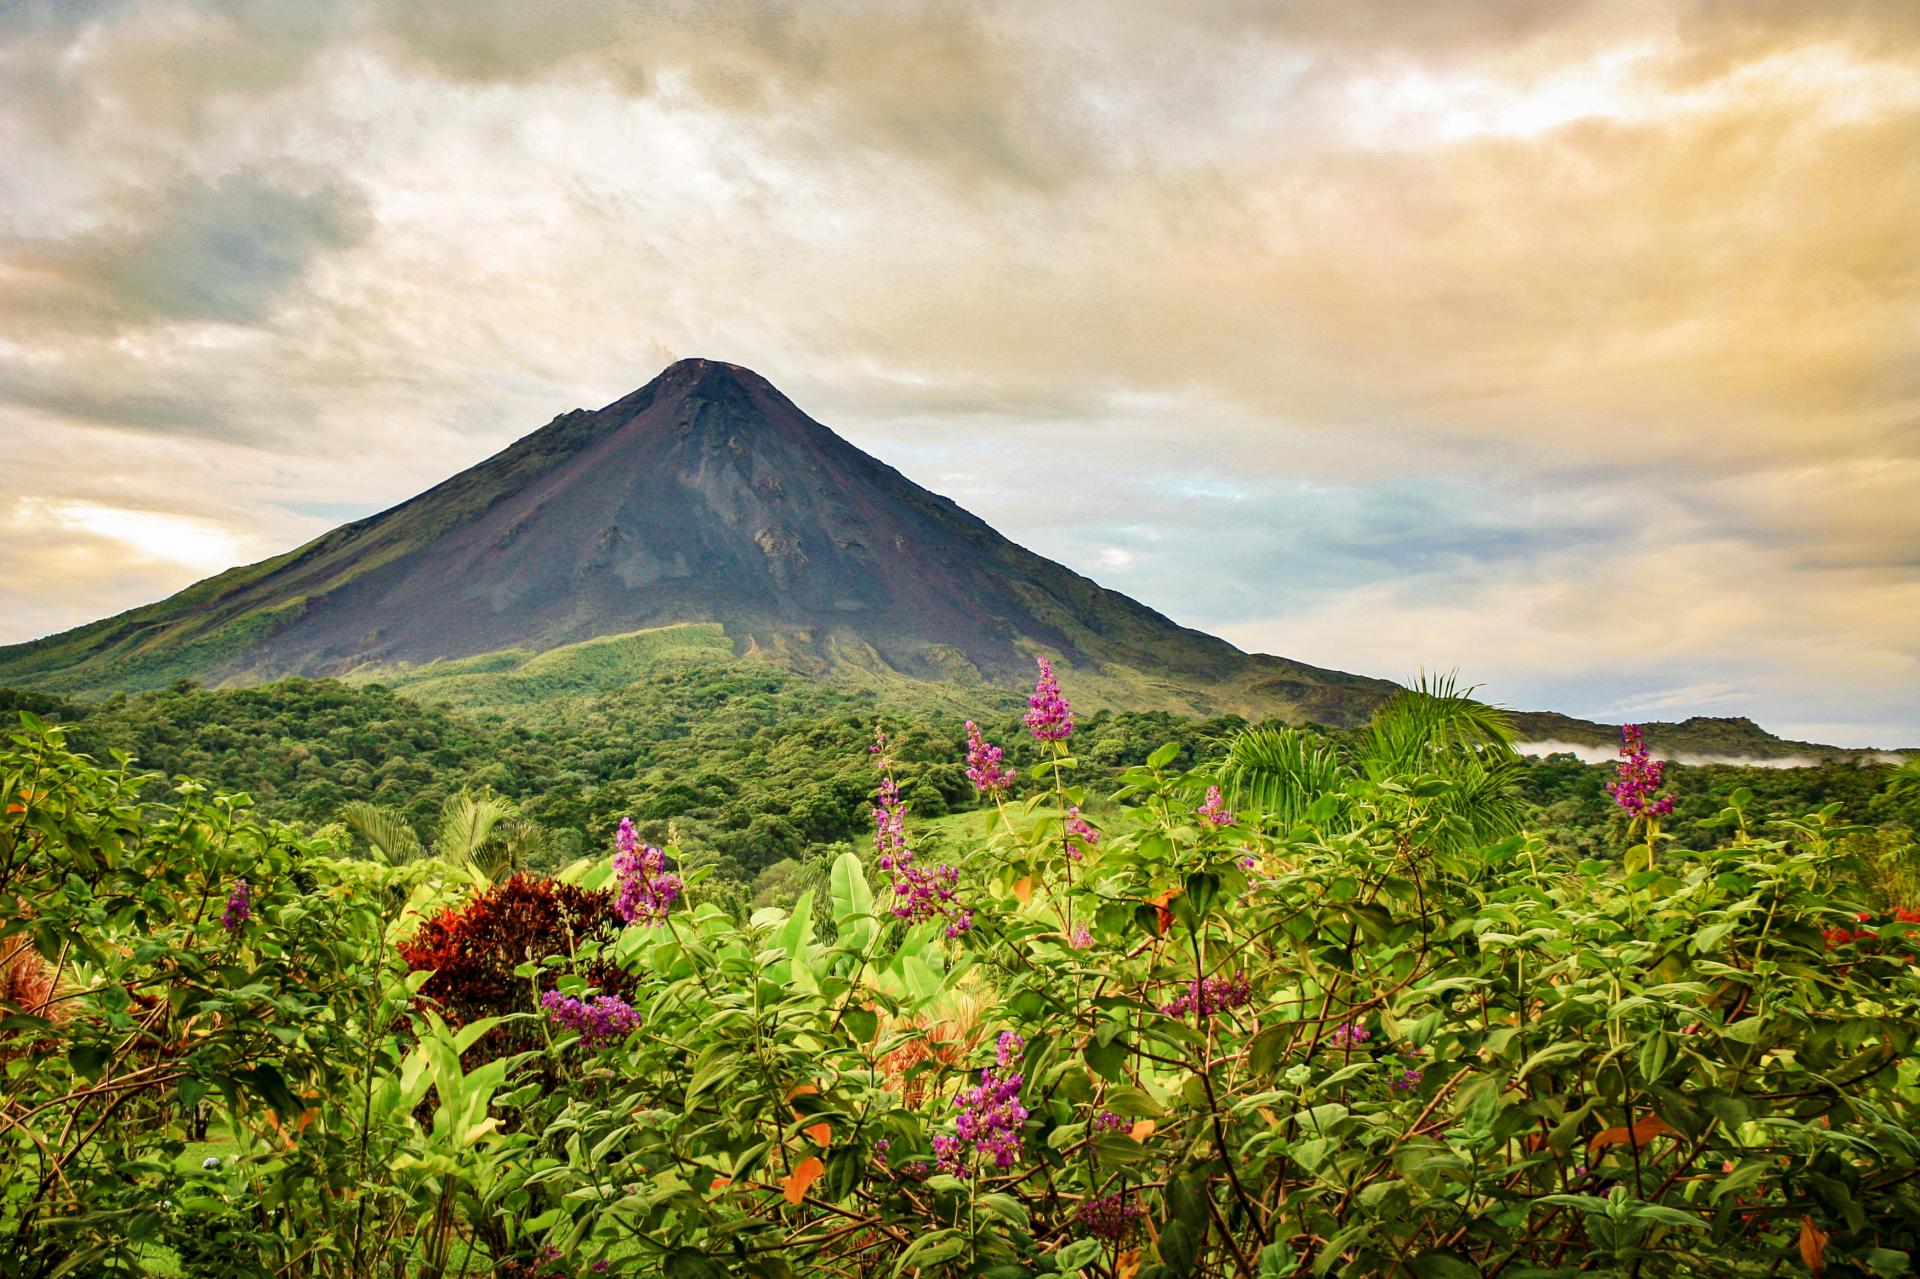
[7,655,1920,1279]
[397,872,631,1041]
[499,663,1920,1279]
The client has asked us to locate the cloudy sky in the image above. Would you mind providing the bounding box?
[2,1,1916,744]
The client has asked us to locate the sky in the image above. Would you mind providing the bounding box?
[1,1,1916,746]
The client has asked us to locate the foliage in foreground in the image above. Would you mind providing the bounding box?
[2,666,1919,1277]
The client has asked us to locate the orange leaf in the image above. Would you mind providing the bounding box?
[1588,1114,1676,1158]
[1012,876,1034,904]
[805,1122,832,1148]
[1798,1216,1827,1277]
[710,1175,732,1191]
[783,1156,825,1205]
[1129,1119,1156,1142]
[786,1083,818,1101]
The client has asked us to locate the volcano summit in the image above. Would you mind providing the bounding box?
[0,359,1393,721]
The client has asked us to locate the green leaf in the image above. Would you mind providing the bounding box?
[1409,1252,1481,1279]
[1517,1040,1587,1081]
[68,1043,111,1082]
[1057,1238,1103,1270]
[234,1064,302,1122]
[1182,872,1221,921]
[1147,742,1181,769]
[1249,1022,1289,1077]
[775,890,817,958]
[1158,1218,1198,1276]
[895,1230,968,1273]
[1085,1038,1127,1081]
[979,1192,1029,1229]
[829,852,875,954]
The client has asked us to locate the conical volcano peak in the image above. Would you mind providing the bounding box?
[656,356,776,400]
[0,356,1398,726]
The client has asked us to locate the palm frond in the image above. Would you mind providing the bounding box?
[340,801,424,864]
[1220,724,1350,824]
[1364,672,1518,776]
[1421,755,1529,850]
[482,816,549,878]
[433,790,516,870]
[1885,760,1920,798]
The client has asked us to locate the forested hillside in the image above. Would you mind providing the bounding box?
[6,673,1915,913]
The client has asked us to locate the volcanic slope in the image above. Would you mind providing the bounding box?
[0,359,1394,723]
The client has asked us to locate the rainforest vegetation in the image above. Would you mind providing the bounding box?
[2,663,1918,1276]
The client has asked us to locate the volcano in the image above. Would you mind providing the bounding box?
[0,359,1396,722]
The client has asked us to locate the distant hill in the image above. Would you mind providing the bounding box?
[0,359,1392,724]
[1508,711,1903,765]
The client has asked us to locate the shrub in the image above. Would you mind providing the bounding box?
[397,872,629,1042]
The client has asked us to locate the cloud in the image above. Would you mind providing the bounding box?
[1,171,369,335]
[0,0,1915,740]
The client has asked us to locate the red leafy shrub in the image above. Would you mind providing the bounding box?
[397,874,631,1042]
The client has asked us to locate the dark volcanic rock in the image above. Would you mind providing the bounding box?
[0,358,1399,722]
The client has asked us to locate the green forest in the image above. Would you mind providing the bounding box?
[3,660,1918,1276]
[4,666,1915,912]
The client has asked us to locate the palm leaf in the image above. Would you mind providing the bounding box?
[482,816,549,879]
[340,801,424,864]
[1220,724,1351,824]
[433,791,515,870]
[1364,672,1518,776]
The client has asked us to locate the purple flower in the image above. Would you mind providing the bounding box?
[1024,656,1073,742]
[1391,1065,1424,1091]
[1195,786,1236,828]
[936,1031,1028,1177]
[1160,973,1253,1019]
[1065,807,1099,862]
[612,818,682,925]
[964,721,1014,795]
[540,990,641,1046]
[872,763,971,936]
[1329,1021,1371,1049]
[222,878,251,935]
[1069,926,1094,950]
[1092,1108,1127,1132]
[1074,1192,1142,1242]
[1607,724,1676,820]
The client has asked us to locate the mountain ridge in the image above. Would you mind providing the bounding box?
[2,359,1898,759]
[0,358,1393,724]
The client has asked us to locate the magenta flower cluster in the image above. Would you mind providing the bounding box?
[1330,1021,1372,1049]
[222,878,251,935]
[1195,785,1236,828]
[1160,972,1254,1019]
[964,721,1013,795]
[613,817,681,925]
[1074,1192,1142,1242]
[873,773,971,938]
[1391,1065,1424,1091]
[1024,656,1073,742]
[933,1031,1027,1177]
[1092,1108,1127,1132]
[1607,724,1675,820]
[1064,807,1099,861]
[540,990,641,1045]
